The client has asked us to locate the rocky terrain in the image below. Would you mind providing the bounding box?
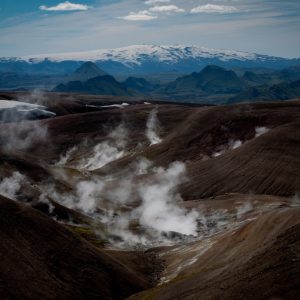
[0,91,300,299]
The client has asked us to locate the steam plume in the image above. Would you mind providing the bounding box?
[255,126,269,137]
[136,162,198,236]
[146,108,162,145]
[1,120,48,151]
[78,124,128,170]
[0,172,25,200]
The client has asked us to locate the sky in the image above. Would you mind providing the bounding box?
[0,0,299,58]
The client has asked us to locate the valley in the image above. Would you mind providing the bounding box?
[0,92,300,299]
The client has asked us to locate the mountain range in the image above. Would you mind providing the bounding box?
[1,45,299,76]
[51,62,300,102]
[54,62,131,96]
[1,45,300,103]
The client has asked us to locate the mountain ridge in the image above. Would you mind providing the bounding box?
[18,45,298,63]
[1,45,299,76]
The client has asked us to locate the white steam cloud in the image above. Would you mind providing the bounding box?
[213,139,242,157]
[0,118,199,247]
[0,172,25,200]
[0,91,51,152]
[78,124,128,171]
[0,120,48,152]
[136,162,198,236]
[255,126,269,137]
[146,108,162,145]
[41,156,199,246]
[56,146,78,166]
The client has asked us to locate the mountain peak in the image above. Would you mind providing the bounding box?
[202,65,225,71]
[70,61,107,82]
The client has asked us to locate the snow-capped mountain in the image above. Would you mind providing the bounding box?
[0,45,299,75]
[21,45,262,65]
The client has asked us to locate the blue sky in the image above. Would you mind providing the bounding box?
[0,0,299,57]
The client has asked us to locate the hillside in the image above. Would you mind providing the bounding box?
[0,195,151,300]
[0,92,300,299]
[130,207,300,300]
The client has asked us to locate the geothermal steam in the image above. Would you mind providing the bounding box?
[146,108,162,145]
[255,126,270,137]
[0,172,25,200]
[52,159,199,244]
[1,120,48,151]
[57,119,198,244]
[136,162,198,236]
[0,106,199,246]
[78,124,128,170]
[213,139,242,157]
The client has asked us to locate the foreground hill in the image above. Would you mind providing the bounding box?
[0,92,300,299]
[0,195,150,300]
[1,93,300,198]
[130,206,300,300]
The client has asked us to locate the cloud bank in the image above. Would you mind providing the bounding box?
[121,10,157,21]
[191,4,238,14]
[121,0,185,21]
[40,1,89,12]
[149,5,185,13]
[145,0,171,5]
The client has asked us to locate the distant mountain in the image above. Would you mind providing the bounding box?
[228,80,300,103]
[164,65,246,95]
[123,77,158,94]
[0,72,65,90]
[276,64,300,82]
[242,64,300,86]
[242,71,270,85]
[54,75,131,96]
[1,45,299,76]
[68,61,107,82]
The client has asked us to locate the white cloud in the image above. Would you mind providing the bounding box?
[145,0,171,5]
[40,1,89,11]
[149,5,185,13]
[191,4,238,14]
[121,10,157,21]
